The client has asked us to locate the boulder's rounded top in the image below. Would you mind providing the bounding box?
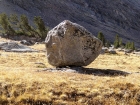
[59,20,72,26]
[63,20,71,24]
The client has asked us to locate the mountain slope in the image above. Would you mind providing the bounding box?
[0,0,140,47]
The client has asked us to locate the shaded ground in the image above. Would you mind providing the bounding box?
[39,67,130,76]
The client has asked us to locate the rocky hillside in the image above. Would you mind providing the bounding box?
[0,0,140,47]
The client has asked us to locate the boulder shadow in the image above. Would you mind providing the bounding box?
[68,67,130,76]
[39,66,130,77]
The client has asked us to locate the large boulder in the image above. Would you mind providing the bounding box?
[45,20,102,67]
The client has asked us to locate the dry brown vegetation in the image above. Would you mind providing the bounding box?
[0,42,140,105]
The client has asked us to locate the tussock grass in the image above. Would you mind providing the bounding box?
[0,44,140,105]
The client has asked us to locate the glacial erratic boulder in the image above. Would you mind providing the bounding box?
[45,20,102,67]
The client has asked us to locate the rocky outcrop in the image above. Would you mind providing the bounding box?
[0,0,140,48]
[0,42,37,52]
[45,20,102,67]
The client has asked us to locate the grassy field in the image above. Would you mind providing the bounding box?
[0,42,140,105]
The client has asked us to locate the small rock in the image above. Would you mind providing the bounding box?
[20,40,35,46]
[101,47,109,54]
[20,40,31,45]
[124,49,133,53]
[108,49,116,54]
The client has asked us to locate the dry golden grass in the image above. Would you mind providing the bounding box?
[0,43,140,105]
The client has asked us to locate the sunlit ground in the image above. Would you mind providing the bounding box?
[0,43,140,105]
